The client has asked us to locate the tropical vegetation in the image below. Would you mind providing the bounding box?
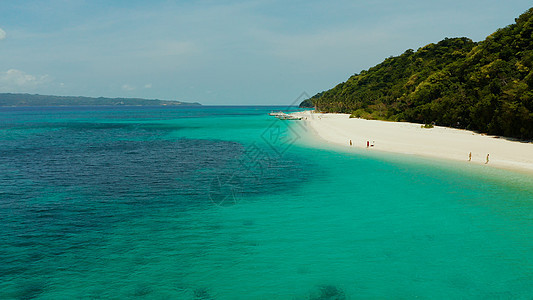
[301,8,533,140]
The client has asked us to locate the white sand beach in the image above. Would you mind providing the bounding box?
[294,111,533,174]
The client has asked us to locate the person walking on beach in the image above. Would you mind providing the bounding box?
[486,154,490,164]
[468,152,472,162]
[366,141,369,148]
[349,139,352,146]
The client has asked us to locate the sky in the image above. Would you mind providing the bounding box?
[0,1,531,105]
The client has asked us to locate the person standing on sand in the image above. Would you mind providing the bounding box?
[349,139,352,146]
[366,141,369,148]
[486,154,490,164]
[468,152,472,162]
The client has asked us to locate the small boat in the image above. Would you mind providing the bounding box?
[268,111,302,120]
[277,114,302,120]
[268,111,285,116]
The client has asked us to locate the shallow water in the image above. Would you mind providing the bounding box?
[1,106,532,299]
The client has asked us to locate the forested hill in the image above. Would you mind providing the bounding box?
[301,7,533,140]
[0,93,201,107]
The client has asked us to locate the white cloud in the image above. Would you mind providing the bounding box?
[0,69,52,92]
[0,28,5,40]
[121,84,135,91]
[144,83,152,89]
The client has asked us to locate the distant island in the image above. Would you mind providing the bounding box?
[301,7,533,140]
[0,93,201,107]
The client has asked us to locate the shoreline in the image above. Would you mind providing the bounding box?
[292,111,533,175]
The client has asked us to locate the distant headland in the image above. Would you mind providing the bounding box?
[0,93,201,107]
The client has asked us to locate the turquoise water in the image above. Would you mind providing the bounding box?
[1,106,532,299]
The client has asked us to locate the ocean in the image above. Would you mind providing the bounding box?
[1,106,532,299]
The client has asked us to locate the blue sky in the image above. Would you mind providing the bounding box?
[0,1,531,105]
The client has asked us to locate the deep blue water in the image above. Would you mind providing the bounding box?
[1,106,532,299]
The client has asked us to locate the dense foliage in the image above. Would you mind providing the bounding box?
[302,8,533,140]
[0,93,200,106]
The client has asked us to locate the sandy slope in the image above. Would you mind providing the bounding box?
[293,111,533,174]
